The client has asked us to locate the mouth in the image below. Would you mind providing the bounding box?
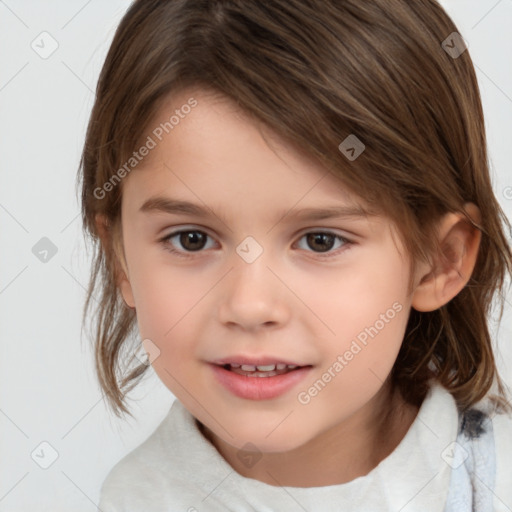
[210,362,313,400]
[216,362,311,378]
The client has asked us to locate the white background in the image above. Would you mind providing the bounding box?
[0,1,511,510]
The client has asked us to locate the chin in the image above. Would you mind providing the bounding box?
[226,428,310,454]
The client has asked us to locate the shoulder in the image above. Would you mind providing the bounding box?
[455,402,512,512]
[98,429,180,511]
[440,387,512,512]
[490,409,512,512]
[98,449,171,511]
[98,401,200,511]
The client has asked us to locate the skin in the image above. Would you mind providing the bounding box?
[102,88,481,487]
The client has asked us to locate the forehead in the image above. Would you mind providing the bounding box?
[125,88,368,213]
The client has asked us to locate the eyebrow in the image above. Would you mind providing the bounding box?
[139,196,370,223]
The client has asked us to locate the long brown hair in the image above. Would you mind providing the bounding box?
[78,0,512,417]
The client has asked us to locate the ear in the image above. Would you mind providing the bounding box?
[411,203,482,312]
[95,214,136,309]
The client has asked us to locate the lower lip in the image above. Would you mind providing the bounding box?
[209,364,312,400]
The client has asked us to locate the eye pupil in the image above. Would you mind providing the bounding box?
[181,231,206,251]
[167,230,344,257]
[307,233,335,252]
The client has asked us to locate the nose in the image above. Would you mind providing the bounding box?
[217,253,290,332]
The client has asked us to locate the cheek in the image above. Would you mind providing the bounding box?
[306,257,409,338]
[129,266,208,373]
[304,254,410,384]
[305,305,409,419]
[129,260,199,332]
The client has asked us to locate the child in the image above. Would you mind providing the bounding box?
[79,0,512,510]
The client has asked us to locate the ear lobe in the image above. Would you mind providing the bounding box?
[411,203,482,312]
[118,277,136,310]
[95,214,136,309]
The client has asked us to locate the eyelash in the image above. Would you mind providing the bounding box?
[159,228,353,259]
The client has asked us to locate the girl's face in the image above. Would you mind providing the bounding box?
[117,88,421,454]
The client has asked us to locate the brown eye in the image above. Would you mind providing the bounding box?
[162,229,214,256]
[305,233,336,252]
[295,231,350,257]
[178,231,207,251]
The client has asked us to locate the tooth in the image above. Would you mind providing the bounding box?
[276,363,287,370]
[256,364,276,371]
[241,364,256,371]
[229,363,241,368]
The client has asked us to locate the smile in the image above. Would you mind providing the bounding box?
[210,363,313,400]
[221,362,302,377]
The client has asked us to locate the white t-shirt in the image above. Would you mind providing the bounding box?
[98,382,512,511]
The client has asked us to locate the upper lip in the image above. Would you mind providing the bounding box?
[211,355,309,367]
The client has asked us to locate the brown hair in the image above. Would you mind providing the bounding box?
[79,0,512,418]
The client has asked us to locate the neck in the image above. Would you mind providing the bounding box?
[199,381,419,488]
